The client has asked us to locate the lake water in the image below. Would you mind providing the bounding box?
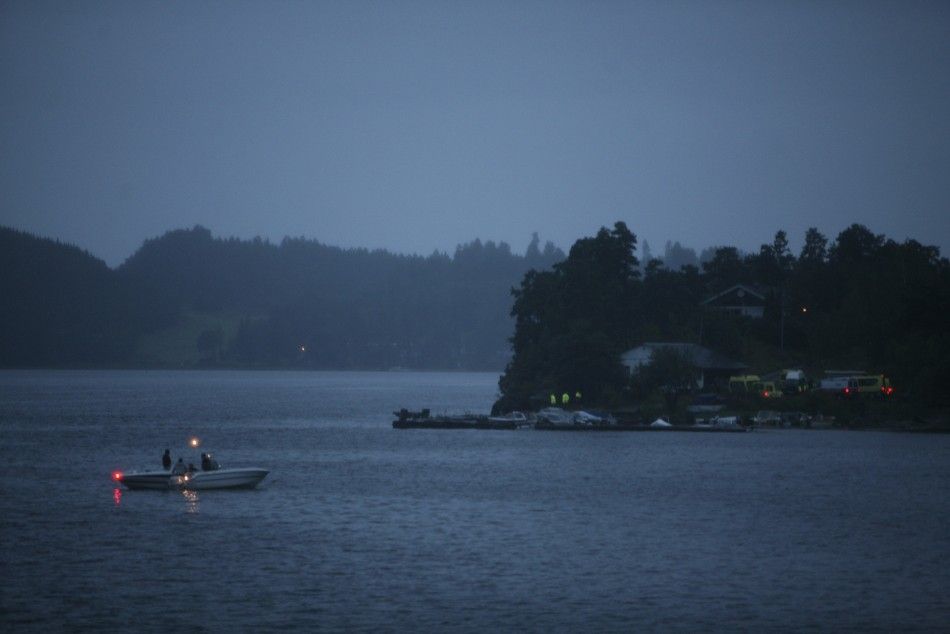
[1,370,948,631]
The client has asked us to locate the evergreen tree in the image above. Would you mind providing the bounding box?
[496,222,640,411]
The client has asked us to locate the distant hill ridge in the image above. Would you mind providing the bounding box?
[0,225,564,369]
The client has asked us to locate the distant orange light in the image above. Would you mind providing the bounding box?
[189,437,200,448]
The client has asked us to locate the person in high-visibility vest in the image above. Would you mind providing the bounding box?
[561,392,570,406]
[550,394,557,405]
[575,391,582,402]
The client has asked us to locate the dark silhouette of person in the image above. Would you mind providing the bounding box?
[202,453,220,471]
[171,458,187,475]
[162,449,171,470]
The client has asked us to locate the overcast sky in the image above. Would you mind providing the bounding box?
[2,1,948,266]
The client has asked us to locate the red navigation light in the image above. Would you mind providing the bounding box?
[762,391,769,398]
[112,471,123,481]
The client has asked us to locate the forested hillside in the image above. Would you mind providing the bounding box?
[495,222,950,411]
[5,220,948,408]
[0,228,142,365]
[1,225,563,369]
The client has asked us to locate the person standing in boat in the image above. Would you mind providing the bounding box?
[171,458,187,475]
[162,449,171,470]
[202,453,220,471]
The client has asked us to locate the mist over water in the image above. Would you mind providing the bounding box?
[2,370,948,631]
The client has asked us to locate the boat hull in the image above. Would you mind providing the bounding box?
[117,468,269,490]
[175,468,269,490]
[116,471,174,490]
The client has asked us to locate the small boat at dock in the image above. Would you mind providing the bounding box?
[392,408,521,429]
[392,407,751,432]
[487,411,527,424]
[535,424,749,433]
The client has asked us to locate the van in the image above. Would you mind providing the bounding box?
[819,377,850,391]
[728,375,760,393]
[781,369,809,393]
[843,375,894,398]
[753,381,783,398]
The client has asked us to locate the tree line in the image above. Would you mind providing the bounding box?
[494,222,950,412]
[0,225,563,370]
[4,221,947,412]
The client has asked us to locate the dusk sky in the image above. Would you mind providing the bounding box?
[2,0,948,266]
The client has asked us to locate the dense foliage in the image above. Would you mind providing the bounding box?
[495,223,950,412]
[497,222,641,410]
[0,226,563,370]
[4,221,948,412]
[0,228,143,365]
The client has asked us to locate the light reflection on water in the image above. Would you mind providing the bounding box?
[2,370,949,632]
[181,490,200,513]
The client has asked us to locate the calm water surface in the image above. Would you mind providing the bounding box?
[1,370,948,631]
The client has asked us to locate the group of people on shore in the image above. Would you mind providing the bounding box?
[162,448,220,474]
[549,391,582,407]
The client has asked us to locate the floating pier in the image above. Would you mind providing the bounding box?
[391,409,520,430]
[391,409,751,432]
[533,424,750,433]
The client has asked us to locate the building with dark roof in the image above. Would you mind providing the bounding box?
[701,284,766,319]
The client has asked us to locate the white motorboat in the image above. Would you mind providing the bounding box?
[535,407,575,428]
[572,411,605,426]
[487,411,528,424]
[114,467,269,491]
[173,468,269,490]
